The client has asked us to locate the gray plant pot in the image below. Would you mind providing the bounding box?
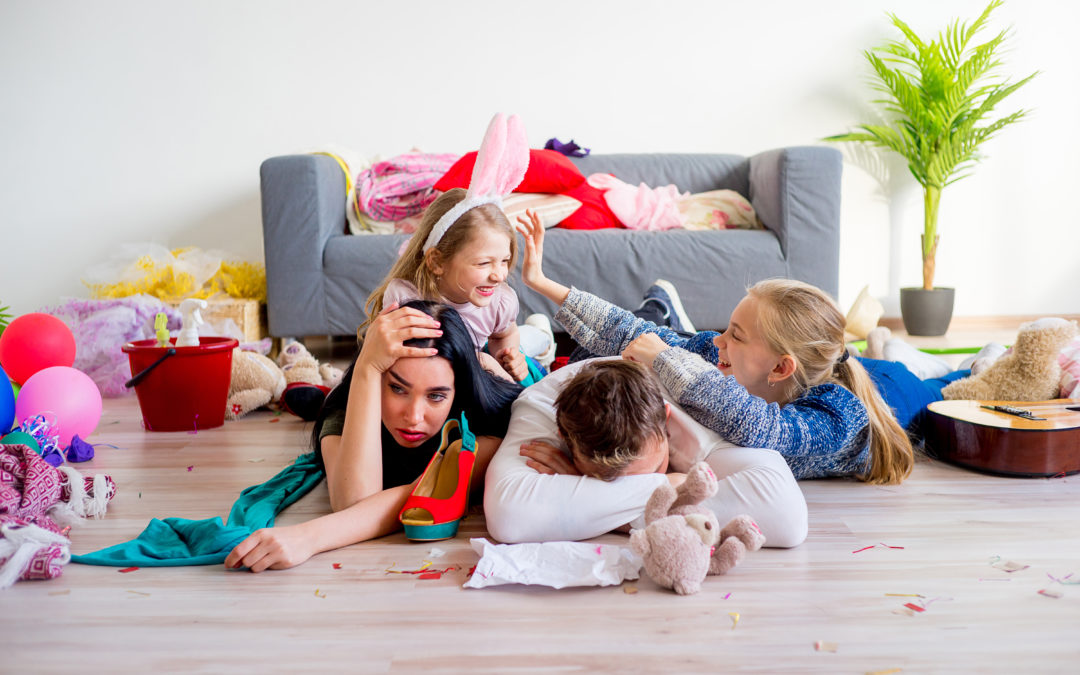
[900,287,955,336]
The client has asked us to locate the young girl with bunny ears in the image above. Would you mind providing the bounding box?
[365,114,554,385]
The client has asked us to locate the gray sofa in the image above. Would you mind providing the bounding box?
[259,147,842,337]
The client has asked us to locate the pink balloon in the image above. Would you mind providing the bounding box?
[0,313,76,385]
[15,366,102,447]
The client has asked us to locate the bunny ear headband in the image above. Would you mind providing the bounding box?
[423,113,530,252]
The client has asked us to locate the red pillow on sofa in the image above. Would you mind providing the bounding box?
[434,148,585,194]
[556,179,624,230]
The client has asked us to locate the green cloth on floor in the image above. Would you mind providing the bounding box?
[71,452,324,567]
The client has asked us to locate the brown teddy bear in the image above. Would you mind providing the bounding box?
[226,349,287,420]
[629,462,765,595]
[943,318,1080,402]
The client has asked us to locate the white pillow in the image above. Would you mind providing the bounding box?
[501,193,582,229]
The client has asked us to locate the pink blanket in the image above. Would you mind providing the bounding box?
[587,173,687,231]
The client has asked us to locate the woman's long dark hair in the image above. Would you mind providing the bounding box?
[311,300,524,449]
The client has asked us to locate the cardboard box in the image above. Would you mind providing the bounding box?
[168,297,266,343]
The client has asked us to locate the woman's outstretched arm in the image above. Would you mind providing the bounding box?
[225,434,501,572]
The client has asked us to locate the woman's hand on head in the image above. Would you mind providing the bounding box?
[520,440,581,476]
[225,525,315,572]
[358,303,442,373]
[621,334,670,369]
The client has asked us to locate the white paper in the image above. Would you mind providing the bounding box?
[463,537,643,590]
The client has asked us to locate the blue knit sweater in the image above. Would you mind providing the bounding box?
[554,288,871,480]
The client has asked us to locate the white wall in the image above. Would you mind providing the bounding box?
[2,0,1076,320]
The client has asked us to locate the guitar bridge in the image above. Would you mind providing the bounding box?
[981,404,1047,421]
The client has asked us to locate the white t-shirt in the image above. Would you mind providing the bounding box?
[482,357,809,547]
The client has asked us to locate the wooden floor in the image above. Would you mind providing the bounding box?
[6,323,1080,673]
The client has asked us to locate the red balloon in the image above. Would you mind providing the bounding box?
[0,313,77,385]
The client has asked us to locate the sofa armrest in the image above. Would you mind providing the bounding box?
[749,147,842,298]
[260,154,347,337]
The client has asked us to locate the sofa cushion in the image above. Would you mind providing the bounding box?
[678,190,764,230]
[556,180,623,230]
[434,149,585,194]
[501,193,581,229]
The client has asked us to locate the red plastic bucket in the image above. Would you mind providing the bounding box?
[122,337,238,432]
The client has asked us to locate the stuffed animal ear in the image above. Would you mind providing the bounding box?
[466,113,529,200]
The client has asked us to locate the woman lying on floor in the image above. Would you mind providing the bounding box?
[226,300,522,572]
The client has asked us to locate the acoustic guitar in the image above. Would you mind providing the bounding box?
[924,399,1080,477]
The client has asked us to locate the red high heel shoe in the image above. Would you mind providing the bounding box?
[398,413,476,541]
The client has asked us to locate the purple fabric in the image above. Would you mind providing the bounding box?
[43,297,182,397]
[65,435,95,463]
[544,137,590,157]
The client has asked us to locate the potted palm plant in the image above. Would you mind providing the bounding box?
[827,0,1037,335]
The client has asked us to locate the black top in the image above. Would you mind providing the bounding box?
[316,408,440,487]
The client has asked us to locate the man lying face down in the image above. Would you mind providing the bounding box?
[523,360,672,480]
[482,357,809,548]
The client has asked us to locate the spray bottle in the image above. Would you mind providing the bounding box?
[176,298,208,347]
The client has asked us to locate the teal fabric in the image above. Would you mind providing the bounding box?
[71,452,324,567]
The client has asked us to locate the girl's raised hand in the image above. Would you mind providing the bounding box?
[357,303,441,374]
[515,209,547,290]
[621,333,671,369]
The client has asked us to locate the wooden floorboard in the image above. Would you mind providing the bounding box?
[5,334,1080,673]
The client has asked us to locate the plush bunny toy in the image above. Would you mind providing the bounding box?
[630,462,765,595]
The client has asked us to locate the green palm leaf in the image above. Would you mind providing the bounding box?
[826,1,1036,289]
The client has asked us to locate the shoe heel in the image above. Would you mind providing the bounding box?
[399,413,477,541]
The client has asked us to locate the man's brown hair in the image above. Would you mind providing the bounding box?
[554,360,668,481]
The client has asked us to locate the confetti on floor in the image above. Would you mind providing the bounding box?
[623,585,638,595]
[314,589,326,598]
[332,563,342,570]
[992,560,1029,573]
[248,458,265,463]
[1038,588,1064,599]
[118,567,139,573]
[186,465,193,472]
[903,603,925,613]
[723,592,731,600]
[866,669,902,675]
[814,641,838,653]
[427,547,446,558]
[853,543,905,554]
[729,612,740,630]
[127,590,151,597]
[269,418,280,423]
[885,593,923,597]
[48,589,70,596]
[418,573,442,580]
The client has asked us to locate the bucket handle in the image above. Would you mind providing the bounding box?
[125,348,177,389]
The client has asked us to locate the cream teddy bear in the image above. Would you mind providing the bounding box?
[943,318,1080,402]
[226,349,287,420]
[629,462,765,595]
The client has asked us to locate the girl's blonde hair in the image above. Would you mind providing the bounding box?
[362,188,519,332]
[748,279,913,485]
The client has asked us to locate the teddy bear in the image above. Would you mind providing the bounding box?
[226,349,287,420]
[629,462,766,595]
[943,318,1080,402]
[276,341,344,421]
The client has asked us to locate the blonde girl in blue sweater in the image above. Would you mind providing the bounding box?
[517,213,914,485]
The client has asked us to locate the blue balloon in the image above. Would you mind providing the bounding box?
[0,365,13,435]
